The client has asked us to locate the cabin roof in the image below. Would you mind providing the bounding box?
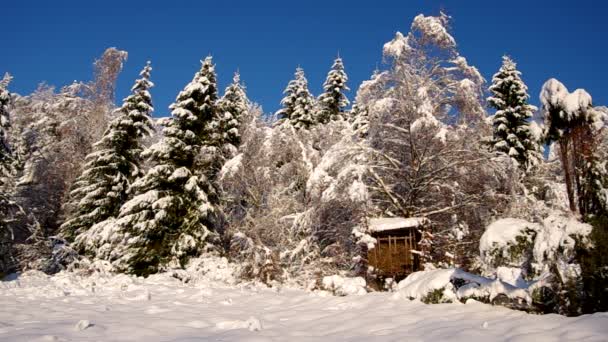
[368,217,428,233]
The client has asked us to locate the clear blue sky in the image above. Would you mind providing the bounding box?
[3,0,607,117]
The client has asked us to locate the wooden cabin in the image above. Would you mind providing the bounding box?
[367,217,429,279]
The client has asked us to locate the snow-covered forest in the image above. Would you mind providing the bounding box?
[1,11,608,340]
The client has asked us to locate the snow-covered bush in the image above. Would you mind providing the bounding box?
[228,232,283,285]
[321,275,367,296]
[394,268,530,309]
[479,218,540,280]
[479,213,594,315]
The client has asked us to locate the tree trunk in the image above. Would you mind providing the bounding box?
[559,138,577,213]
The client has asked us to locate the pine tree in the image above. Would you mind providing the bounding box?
[61,62,155,243]
[0,73,16,275]
[277,67,315,129]
[350,102,369,137]
[0,73,13,180]
[276,68,302,121]
[488,56,541,171]
[317,57,349,123]
[88,57,220,275]
[291,70,316,130]
[217,72,248,151]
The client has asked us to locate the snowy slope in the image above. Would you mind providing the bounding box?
[1,267,607,341]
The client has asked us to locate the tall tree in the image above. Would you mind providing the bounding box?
[61,62,155,243]
[0,73,16,275]
[0,73,13,178]
[82,57,220,276]
[317,57,350,123]
[541,78,607,216]
[488,56,541,171]
[277,67,315,129]
[216,72,248,151]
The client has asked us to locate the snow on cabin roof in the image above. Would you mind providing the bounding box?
[368,217,428,233]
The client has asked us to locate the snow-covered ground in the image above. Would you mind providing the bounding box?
[1,265,607,341]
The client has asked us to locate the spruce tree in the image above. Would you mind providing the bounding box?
[61,62,155,243]
[317,57,349,123]
[0,73,13,180]
[0,73,15,275]
[350,102,369,137]
[277,67,315,129]
[276,67,303,121]
[217,72,248,150]
[488,56,541,170]
[89,57,219,275]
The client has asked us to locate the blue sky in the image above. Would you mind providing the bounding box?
[3,0,607,117]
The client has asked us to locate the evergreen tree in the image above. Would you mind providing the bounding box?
[217,72,248,151]
[488,56,541,170]
[0,73,13,180]
[277,67,315,129]
[61,62,155,243]
[89,57,219,276]
[0,73,16,275]
[276,68,303,121]
[317,57,349,123]
[350,102,369,137]
[290,69,315,129]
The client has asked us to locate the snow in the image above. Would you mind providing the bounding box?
[395,269,532,305]
[218,153,243,181]
[395,268,458,301]
[382,31,411,58]
[479,218,540,256]
[3,266,608,341]
[532,213,592,274]
[321,275,367,296]
[411,13,456,48]
[368,217,428,233]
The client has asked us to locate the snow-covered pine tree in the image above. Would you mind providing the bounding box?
[276,68,302,122]
[317,57,350,123]
[277,67,315,129]
[291,68,316,129]
[488,56,541,171]
[86,57,220,276]
[61,62,155,243]
[0,73,16,275]
[350,102,369,137]
[0,73,13,180]
[217,71,248,151]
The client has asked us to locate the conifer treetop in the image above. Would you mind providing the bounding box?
[318,57,350,123]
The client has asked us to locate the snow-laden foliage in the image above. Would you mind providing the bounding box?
[61,62,155,243]
[1,10,606,318]
[80,57,220,276]
[302,127,370,275]
[216,72,248,152]
[541,78,608,216]
[276,68,316,129]
[478,214,594,314]
[363,13,510,267]
[394,268,531,308]
[317,57,350,123]
[488,56,542,171]
[0,73,13,179]
[0,73,17,275]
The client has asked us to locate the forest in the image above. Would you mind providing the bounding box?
[1,12,607,319]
